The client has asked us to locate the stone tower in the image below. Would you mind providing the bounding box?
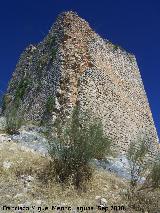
[3,11,159,155]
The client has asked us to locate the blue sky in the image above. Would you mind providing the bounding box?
[0,0,159,138]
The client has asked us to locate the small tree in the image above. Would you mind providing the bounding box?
[127,138,149,190]
[48,106,111,190]
[5,106,22,135]
[5,97,23,135]
[147,154,160,189]
[126,138,160,212]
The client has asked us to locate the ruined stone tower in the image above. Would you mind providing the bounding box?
[3,11,159,154]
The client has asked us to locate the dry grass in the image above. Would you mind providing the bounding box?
[0,136,152,213]
[127,189,160,213]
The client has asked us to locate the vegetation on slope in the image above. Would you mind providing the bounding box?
[48,106,111,190]
[0,105,160,212]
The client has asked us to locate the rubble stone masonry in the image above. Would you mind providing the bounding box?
[4,11,159,155]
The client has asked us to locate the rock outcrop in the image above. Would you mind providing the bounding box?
[2,11,159,155]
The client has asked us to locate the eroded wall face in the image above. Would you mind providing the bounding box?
[78,34,159,154]
[4,11,159,155]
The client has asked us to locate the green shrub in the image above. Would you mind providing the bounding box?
[48,106,111,190]
[1,94,13,112]
[5,107,22,135]
[47,36,56,48]
[126,138,160,212]
[51,48,57,60]
[2,78,28,134]
[46,96,55,114]
[15,78,30,102]
[127,138,149,189]
[147,155,160,189]
[46,36,57,61]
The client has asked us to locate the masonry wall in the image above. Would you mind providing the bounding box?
[4,11,159,155]
[78,34,159,154]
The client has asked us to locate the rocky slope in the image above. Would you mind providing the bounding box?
[2,11,159,155]
[1,132,160,213]
[0,132,133,213]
